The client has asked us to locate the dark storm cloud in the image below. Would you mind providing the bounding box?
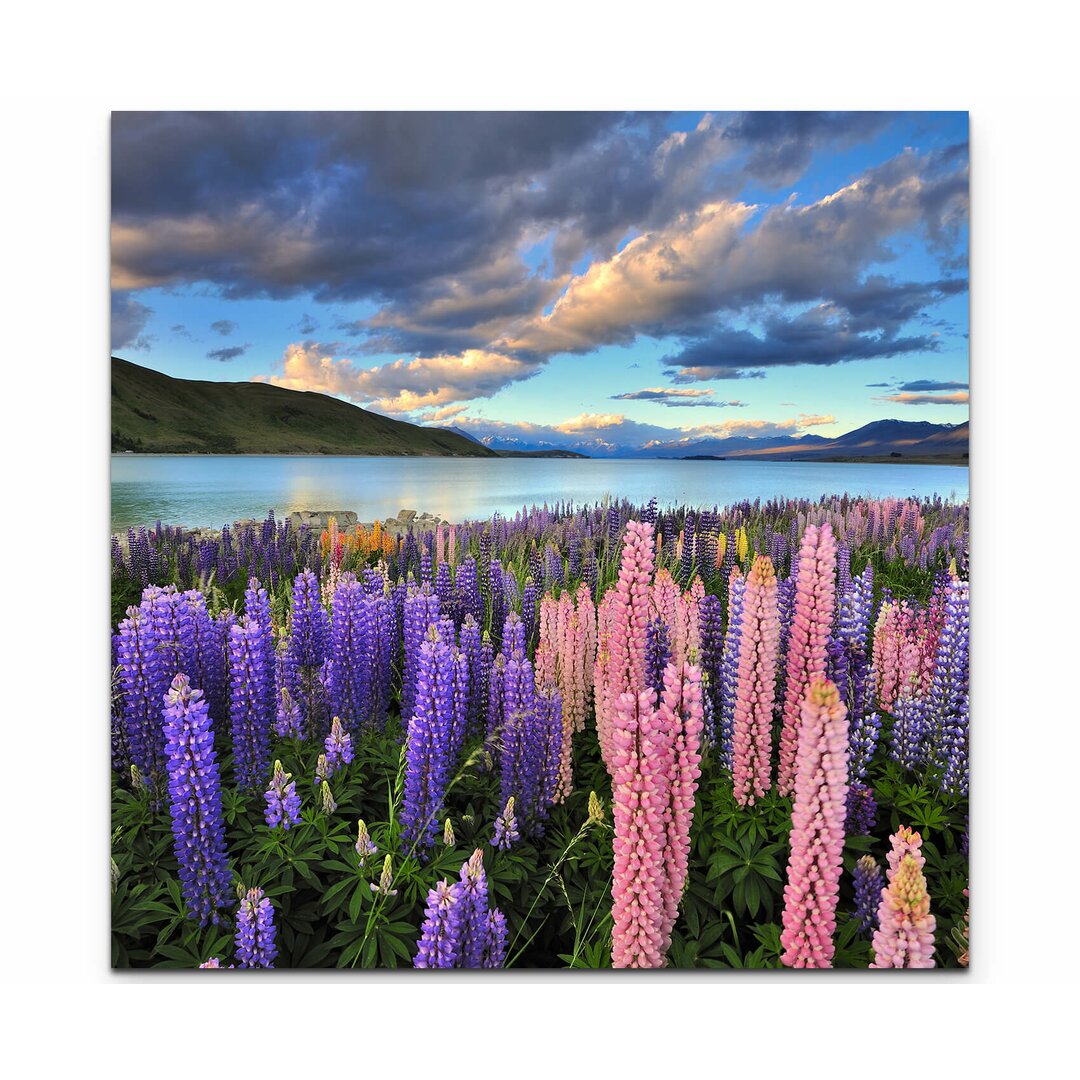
[210,319,238,336]
[207,344,249,362]
[722,111,895,185]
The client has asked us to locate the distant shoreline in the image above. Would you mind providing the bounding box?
[112,450,967,466]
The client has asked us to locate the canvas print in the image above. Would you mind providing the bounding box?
[110,112,969,970]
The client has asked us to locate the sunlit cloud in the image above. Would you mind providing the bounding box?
[874,390,969,406]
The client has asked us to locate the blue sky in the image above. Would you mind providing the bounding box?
[112,111,969,455]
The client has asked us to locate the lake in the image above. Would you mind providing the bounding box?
[110,455,969,533]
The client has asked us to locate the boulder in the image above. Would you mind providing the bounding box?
[398,508,418,521]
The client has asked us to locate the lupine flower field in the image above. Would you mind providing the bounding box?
[110,495,970,969]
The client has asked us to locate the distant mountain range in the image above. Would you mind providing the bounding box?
[644,419,969,462]
[112,358,966,462]
[112,357,495,456]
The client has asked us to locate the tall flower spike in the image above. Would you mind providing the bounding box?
[162,674,232,926]
[235,885,278,969]
[414,880,463,968]
[780,678,849,968]
[870,853,936,968]
[777,523,837,796]
[228,615,273,792]
[731,555,779,806]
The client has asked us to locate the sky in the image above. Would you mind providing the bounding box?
[111,111,969,456]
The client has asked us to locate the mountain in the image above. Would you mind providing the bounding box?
[111,358,496,457]
[643,420,967,462]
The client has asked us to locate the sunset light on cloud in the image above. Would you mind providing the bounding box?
[111,111,968,455]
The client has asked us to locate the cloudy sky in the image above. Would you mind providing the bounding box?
[111,111,969,455]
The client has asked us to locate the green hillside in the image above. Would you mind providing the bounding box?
[111,357,497,457]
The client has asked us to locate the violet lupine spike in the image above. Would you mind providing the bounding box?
[889,691,929,772]
[777,523,837,797]
[645,617,672,698]
[228,615,273,792]
[482,909,508,968]
[274,685,303,739]
[731,555,779,807]
[780,679,849,968]
[161,674,232,926]
[116,603,169,785]
[844,783,878,835]
[401,627,455,856]
[324,716,354,772]
[717,567,745,772]
[414,880,464,968]
[183,590,227,723]
[491,796,520,850]
[852,855,883,935]
[459,614,484,739]
[328,575,371,735]
[698,593,724,749]
[456,849,492,969]
[930,578,969,797]
[848,711,882,782]
[402,585,441,723]
[235,885,278,969]
[264,759,302,830]
[285,569,330,732]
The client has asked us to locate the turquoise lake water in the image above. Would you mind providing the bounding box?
[110,454,969,533]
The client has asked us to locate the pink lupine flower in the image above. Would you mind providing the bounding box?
[870,852,936,968]
[777,523,837,796]
[885,825,925,880]
[435,524,445,565]
[610,659,704,968]
[655,659,704,955]
[595,521,655,775]
[732,555,779,806]
[780,678,849,968]
[610,686,667,968]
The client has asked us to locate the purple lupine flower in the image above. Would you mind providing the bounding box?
[414,880,464,968]
[718,571,746,771]
[698,593,724,748]
[328,574,371,735]
[522,578,538,645]
[491,796,520,851]
[324,716,354,772]
[435,560,454,619]
[366,587,395,732]
[456,849,492,969]
[645,617,672,699]
[502,611,526,657]
[228,616,273,792]
[931,578,970,797]
[848,711,882,782]
[482,909,508,968]
[235,886,277,968]
[844,783,878,835]
[401,627,455,855]
[459,614,484,739]
[264,759,302,830]
[448,647,470,764]
[455,557,482,628]
[402,584,441,723]
[183,590,227,722]
[162,674,232,926]
[274,685,303,739]
[116,604,169,785]
[852,855,883,935]
[285,569,330,732]
[890,690,929,772]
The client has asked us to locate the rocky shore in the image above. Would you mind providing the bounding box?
[114,508,450,544]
